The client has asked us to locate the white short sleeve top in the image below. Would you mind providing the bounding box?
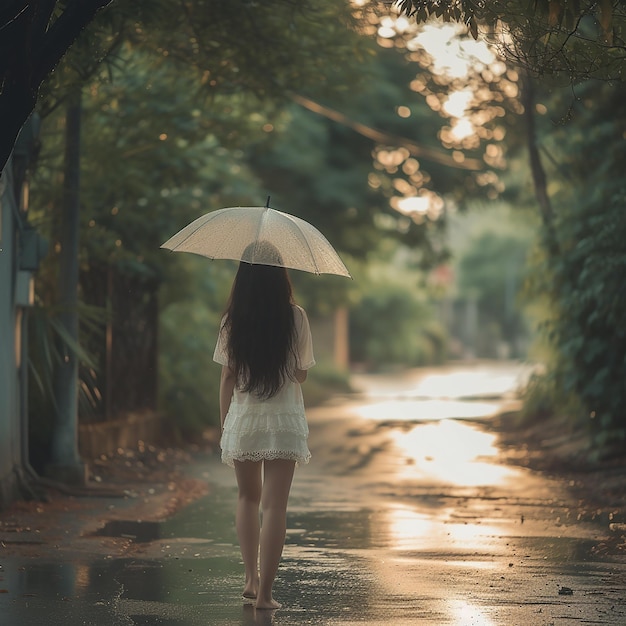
[213,304,314,370]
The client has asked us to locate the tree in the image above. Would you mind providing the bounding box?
[525,80,626,436]
[0,0,114,174]
[394,0,626,81]
[0,0,370,174]
[246,47,456,266]
[377,3,626,441]
[27,48,288,441]
[25,0,380,445]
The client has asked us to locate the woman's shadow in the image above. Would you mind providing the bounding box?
[241,602,277,625]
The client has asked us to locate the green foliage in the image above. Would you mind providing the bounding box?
[158,300,223,437]
[29,301,105,408]
[526,80,626,437]
[549,194,626,430]
[36,0,371,114]
[246,102,387,259]
[520,368,584,424]
[349,258,445,369]
[245,46,457,269]
[27,3,543,438]
[29,49,268,429]
[157,257,237,437]
[353,11,523,225]
[395,0,626,81]
[131,0,369,99]
[27,301,107,469]
[77,55,264,268]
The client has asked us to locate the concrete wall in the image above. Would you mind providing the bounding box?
[0,163,21,509]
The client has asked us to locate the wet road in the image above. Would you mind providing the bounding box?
[2,362,626,625]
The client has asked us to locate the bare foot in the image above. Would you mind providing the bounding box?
[255,597,281,610]
[242,575,259,600]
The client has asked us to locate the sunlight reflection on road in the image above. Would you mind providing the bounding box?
[354,398,501,421]
[350,362,532,423]
[413,368,528,399]
[371,503,500,625]
[390,419,516,487]
[382,503,506,554]
[385,504,434,547]
[352,362,533,401]
[345,363,527,489]
[447,599,496,626]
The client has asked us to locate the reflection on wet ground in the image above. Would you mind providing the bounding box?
[389,419,516,487]
[2,362,626,625]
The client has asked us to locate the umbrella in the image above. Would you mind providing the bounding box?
[161,205,351,278]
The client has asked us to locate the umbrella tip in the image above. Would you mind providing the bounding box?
[265,195,271,208]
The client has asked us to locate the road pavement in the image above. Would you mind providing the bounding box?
[1,362,625,625]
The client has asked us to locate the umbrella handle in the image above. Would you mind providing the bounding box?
[265,195,271,208]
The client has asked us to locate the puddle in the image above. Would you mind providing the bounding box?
[95,519,164,543]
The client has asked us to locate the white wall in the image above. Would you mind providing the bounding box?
[0,162,22,509]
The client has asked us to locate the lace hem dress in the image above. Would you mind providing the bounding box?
[213,304,315,467]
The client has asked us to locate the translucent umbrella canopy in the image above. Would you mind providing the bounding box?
[161,206,351,278]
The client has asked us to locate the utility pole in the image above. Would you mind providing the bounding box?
[48,90,85,485]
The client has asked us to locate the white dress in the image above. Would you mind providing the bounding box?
[213,304,315,467]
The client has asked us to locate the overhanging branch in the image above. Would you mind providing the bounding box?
[34,0,114,85]
[289,92,484,171]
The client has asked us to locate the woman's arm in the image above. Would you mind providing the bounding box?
[219,365,236,430]
[293,306,314,384]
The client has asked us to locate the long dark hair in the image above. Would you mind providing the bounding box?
[223,253,297,399]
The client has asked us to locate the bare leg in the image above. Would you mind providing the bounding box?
[234,460,262,599]
[256,459,296,609]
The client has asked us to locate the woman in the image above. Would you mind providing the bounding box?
[213,251,315,610]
